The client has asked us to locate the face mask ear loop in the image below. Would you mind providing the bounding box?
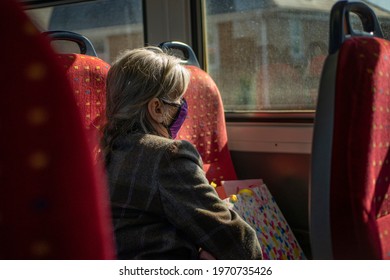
[160,103,175,139]
[161,122,173,139]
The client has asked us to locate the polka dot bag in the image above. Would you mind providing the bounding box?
[222,179,306,260]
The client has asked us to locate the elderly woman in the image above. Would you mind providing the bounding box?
[102,46,262,260]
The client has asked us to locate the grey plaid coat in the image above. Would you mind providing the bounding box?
[106,132,262,259]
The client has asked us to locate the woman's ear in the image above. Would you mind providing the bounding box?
[148,97,164,123]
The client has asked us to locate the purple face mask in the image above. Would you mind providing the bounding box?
[161,98,188,139]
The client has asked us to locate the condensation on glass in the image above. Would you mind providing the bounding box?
[204,0,390,112]
[26,0,144,63]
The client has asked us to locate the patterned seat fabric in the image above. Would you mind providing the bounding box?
[56,53,109,146]
[330,37,390,259]
[0,0,114,259]
[177,65,237,186]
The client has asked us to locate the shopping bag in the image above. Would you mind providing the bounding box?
[221,179,306,260]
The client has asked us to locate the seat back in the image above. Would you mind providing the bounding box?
[159,41,237,186]
[180,65,238,186]
[45,31,110,145]
[0,0,114,259]
[310,0,390,259]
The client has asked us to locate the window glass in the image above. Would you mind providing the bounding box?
[367,0,390,12]
[26,0,144,63]
[204,0,390,112]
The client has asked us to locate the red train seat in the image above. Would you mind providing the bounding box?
[159,41,237,187]
[58,54,109,133]
[178,65,237,186]
[45,31,110,149]
[310,0,390,259]
[0,0,114,259]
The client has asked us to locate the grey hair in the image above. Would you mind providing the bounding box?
[102,46,190,161]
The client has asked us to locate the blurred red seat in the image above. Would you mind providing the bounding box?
[0,0,114,259]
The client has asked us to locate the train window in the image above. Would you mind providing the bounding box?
[367,0,390,12]
[204,0,390,112]
[25,0,144,62]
